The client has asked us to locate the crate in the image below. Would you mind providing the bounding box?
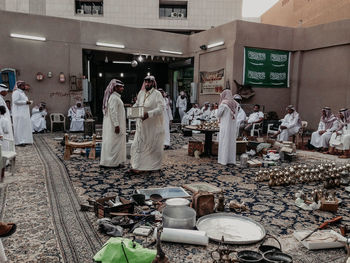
[211,141,218,156]
[236,141,247,155]
[320,198,339,212]
[188,141,204,156]
[94,196,134,218]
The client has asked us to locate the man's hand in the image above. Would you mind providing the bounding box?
[319,130,326,135]
[115,126,120,134]
[280,125,287,130]
[142,112,149,121]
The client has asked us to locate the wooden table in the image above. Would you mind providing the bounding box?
[185,126,219,156]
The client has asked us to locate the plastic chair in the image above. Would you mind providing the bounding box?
[50,113,66,132]
[267,123,279,136]
[2,139,16,176]
[250,122,262,137]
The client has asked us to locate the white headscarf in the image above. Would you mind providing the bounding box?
[102,79,124,116]
[0,84,8,92]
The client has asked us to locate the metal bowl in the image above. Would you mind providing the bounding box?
[162,206,196,229]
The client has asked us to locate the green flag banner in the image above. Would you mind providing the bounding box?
[243,47,290,87]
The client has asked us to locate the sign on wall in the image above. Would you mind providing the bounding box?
[200,69,224,94]
[243,47,290,87]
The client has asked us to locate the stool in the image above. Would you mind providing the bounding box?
[64,133,96,160]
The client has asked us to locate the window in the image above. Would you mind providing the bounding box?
[0,68,16,91]
[75,0,103,15]
[159,4,187,19]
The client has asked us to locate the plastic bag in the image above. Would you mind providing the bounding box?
[93,237,156,263]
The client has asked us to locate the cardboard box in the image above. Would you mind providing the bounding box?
[211,141,218,156]
[320,198,339,212]
[247,159,262,167]
[236,141,247,155]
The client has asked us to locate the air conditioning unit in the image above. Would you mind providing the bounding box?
[178,13,184,18]
[170,12,178,18]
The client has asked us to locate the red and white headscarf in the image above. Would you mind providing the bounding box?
[102,79,124,115]
[339,108,350,123]
[321,107,337,130]
[141,75,157,91]
[219,89,237,119]
[13,80,25,91]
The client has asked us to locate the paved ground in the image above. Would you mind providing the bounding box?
[0,133,349,262]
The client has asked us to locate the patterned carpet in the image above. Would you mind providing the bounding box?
[34,136,103,262]
[0,184,7,220]
[41,133,350,263]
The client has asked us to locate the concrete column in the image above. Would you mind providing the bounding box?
[289,50,303,110]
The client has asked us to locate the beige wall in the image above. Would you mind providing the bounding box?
[261,0,350,28]
[1,10,350,129]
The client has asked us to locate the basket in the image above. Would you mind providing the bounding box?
[94,196,134,218]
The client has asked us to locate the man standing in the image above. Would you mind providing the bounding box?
[217,90,237,165]
[176,91,187,122]
[233,94,246,137]
[12,80,33,146]
[130,75,164,174]
[159,89,173,149]
[273,105,301,141]
[100,79,126,168]
[68,101,85,132]
[31,102,47,133]
[0,84,14,148]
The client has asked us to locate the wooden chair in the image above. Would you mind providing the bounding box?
[63,133,96,160]
[50,113,66,132]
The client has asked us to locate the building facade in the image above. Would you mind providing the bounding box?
[261,0,350,27]
[0,0,242,31]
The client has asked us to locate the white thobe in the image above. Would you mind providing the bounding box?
[236,106,247,135]
[31,108,47,132]
[176,96,187,121]
[310,120,338,148]
[217,104,237,165]
[68,107,85,131]
[0,115,11,152]
[12,89,33,145]
[163,98,173,146]
[247,111,264,124]
[330,122,350,150]
[181,108,200,125]
[100,92,126,167]
[0,95,13,143]
[131,88,165,171]
[277,112,301,141]
[210,109,218,121]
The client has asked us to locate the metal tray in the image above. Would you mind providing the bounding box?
[196,213,266,244]
[136,187,191,200]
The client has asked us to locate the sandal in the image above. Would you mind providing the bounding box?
[0,222,16,238]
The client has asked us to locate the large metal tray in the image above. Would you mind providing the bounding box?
[196,213,266,244]
[137,187,191,200]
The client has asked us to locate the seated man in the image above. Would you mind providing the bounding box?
[310,107,338,151]
[328,108,350,157]
[200,102,211,121]
[243,104,264,136]
[31,102,47,133]
[209,103,218,121]
[68,101,85,132]
[181,103,201,125]
[273,105,301,141]
[233,94,247,137]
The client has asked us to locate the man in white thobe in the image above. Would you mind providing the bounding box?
[181,104,201,125]
[130,75,164,174]
[100,79,126,168]
[243,104,264,137]
[310,107,338,150]
[209,103,218,121]
[273,105,301,142]
[68,101,85,132]
[217,90,238,165]
[233,94,247,137]
[0,84,14,150]
[176,91,187,122]
[159,89,173,149]
[328,108,350,155]
[201,102,211,121]
[12,81,33,146]
[31,102,47,133]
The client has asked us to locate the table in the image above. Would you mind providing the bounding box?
[185,126,219,156]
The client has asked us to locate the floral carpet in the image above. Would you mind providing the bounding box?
[38,132,350,263]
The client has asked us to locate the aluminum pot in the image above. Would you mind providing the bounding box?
[162,206,196,229]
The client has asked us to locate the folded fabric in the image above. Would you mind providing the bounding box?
[94,237,156,263]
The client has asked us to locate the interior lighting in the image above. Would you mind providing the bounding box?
[96,42,125,49]
[159,49,183,55]
[138,55,143,62]
[120,73,124,77]
[113,61,131,64]
[207,41,224,49]
[147,72,151,76]
[10,33,46,41]
[98,72,103,77]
